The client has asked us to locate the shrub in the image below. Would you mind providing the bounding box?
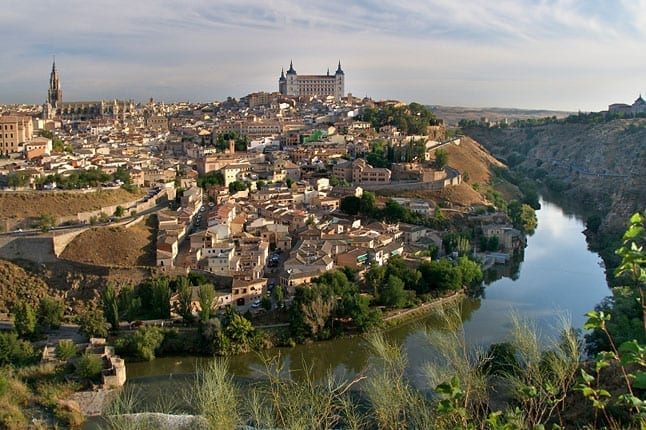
[77,351,103,380]
[56,340,77,361]
[0,332,36,366]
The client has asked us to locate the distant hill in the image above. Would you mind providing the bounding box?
[464,118,646,237]
[429,105,572,126]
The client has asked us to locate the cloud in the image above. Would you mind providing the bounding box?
[0,1,644,110]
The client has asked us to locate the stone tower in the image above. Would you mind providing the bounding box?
[278,68,287,95]
[44,57,62,119]
[335,61,345,100]
[285,60,298,96]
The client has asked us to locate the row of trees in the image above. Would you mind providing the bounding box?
[101,274,215,331]
[340,192,450,230]
[290,256,483,342]
[359,102,441,135]
[362,139,448,170]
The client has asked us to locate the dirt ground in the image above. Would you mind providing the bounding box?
[60,216,156,267]
[0,188,143,220]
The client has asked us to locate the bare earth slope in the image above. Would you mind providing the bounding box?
[465,118,646,234]
[0,259,53,313]
[381,136,518,208]
[60,217,156,267]
[0,188,142,220]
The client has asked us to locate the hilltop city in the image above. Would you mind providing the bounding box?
[1,56,645,429]
[1,58,525,309]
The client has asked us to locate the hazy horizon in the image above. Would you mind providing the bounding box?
[2,1,645,112]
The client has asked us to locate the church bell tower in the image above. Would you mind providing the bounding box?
[45,57,62,118]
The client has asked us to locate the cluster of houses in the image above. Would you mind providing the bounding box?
[2,93,523,313]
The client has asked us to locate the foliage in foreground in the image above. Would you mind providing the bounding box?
[104,307,629,429]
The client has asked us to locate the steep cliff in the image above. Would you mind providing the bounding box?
[464,119,646,236]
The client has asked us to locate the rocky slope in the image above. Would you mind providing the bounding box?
[464,119,646,235]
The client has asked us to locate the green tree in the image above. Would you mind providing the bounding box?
[340,196,360,215]
[173,277,194,323]
[261,295,272,311]
[229,181,247,193]
[143,278,171,319]
[118,284,142,322]
[342,293,381,332]
[77,351,103,380]
[115,326,164,361]
[77,305,109,338]
[418,259,463,292]
[13,302,37,339]
[39,212,56,232]
[56,339,77,361]
[37,296,64,330]
[508,200,537,234]
[273,285,285,307]
[434,149,449,169]
[114,206,125,217]
[379,275,407,308]
[360,191,377,215]
[7,171,30,189]
[198,283,216,323]
[113,166,132,185]
[443,233,472,256]
[225,313,254,344]
[102,284,120,331]
[0,332,35,365]
[364,264,387,296]
[456,257,483,286]
[586,211,646,353]
[197,171,225,189]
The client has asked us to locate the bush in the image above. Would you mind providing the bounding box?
[115,326,164,361]
[0,332,36,366]
[56,340,77,361]
[77,351,104,380]
[38,296,65,330]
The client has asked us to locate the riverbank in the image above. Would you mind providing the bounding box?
[382,291,465,327]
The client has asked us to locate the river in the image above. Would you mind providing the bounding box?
[124,199,610,399]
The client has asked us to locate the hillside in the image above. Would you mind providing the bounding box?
[60,216,156,267]
[0,259,54,313]
[0,188,143,220]
[378,136,520,213]
[464,118,646,235]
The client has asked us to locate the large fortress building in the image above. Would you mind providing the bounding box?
[279,61,344,100]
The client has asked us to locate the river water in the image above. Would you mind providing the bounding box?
[125,199,610,395]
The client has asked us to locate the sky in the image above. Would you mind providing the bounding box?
[1,0,645,111]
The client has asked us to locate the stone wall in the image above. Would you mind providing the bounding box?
[0,236,58,262]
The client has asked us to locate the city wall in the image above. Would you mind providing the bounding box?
[361,167,461,192]
[0,236,58,263]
